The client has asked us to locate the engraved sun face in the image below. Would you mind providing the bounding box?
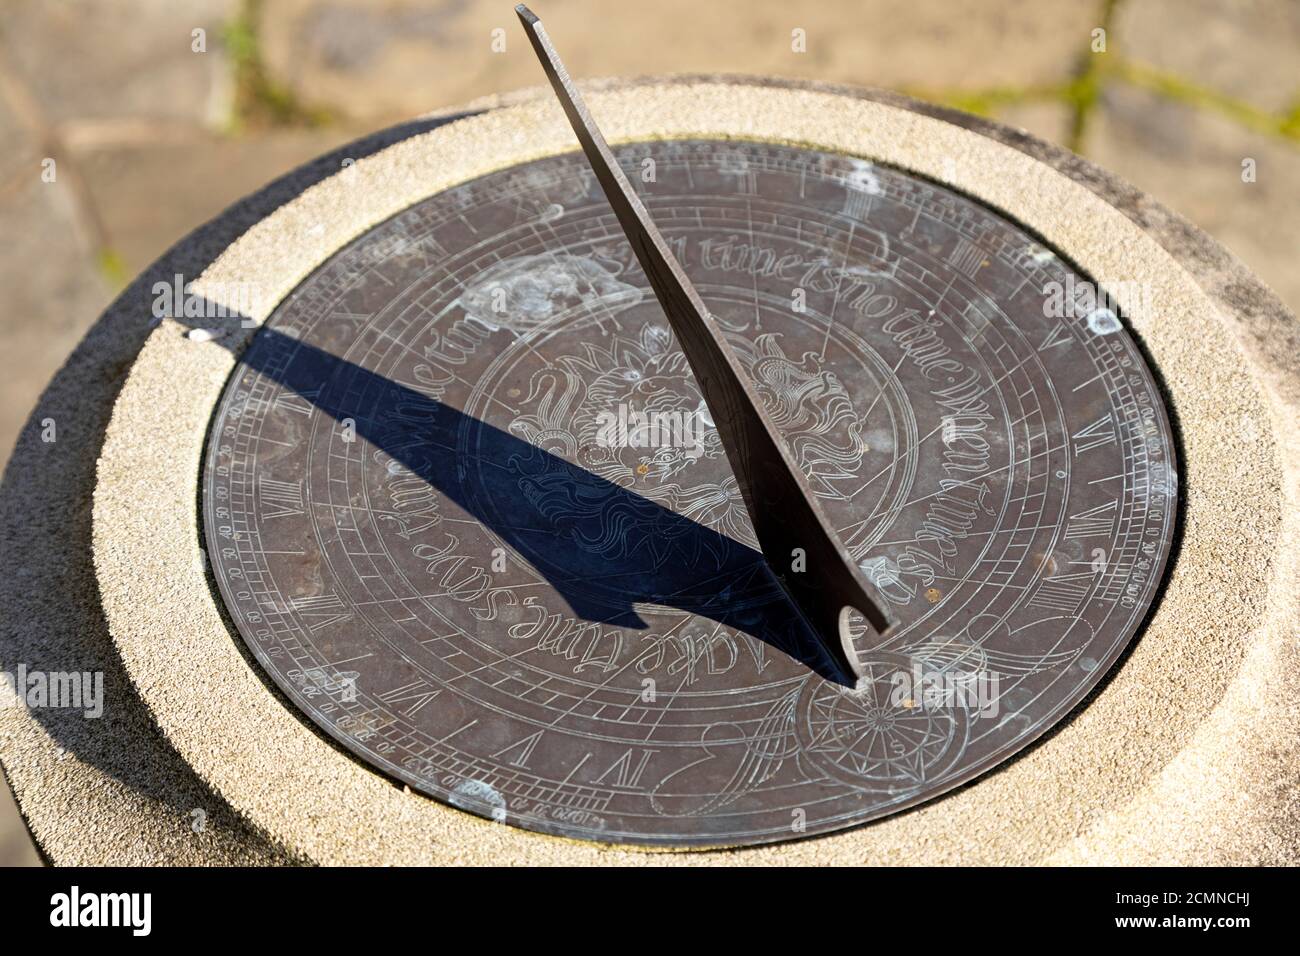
[506,318,872,560]
[570,323,719,484]
[745,334,869,493]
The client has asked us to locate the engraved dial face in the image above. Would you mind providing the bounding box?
[202,139,1178,847]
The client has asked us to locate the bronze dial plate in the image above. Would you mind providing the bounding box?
[202,139,1178,846]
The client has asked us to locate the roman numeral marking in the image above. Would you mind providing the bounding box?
[947,237,985,278]
[492,731,543,768]
[1028,572,1094,613]
[290,592,351,632]
[1038,321,1073,351]
[376,679,440,717]
[421,237,448,259]
[274,386,321,417]
[842,188,871,219]
[594,748,657,790]
[1072,413,1117,455]
[258,476,304,519]
[1065,499,1117,540]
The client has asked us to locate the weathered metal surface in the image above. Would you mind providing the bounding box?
[203,138,1177,846]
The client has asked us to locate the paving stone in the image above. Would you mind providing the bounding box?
[1115,0,1300,113]
[0,159,106,868]
[996,101,1075,147]
[0,176,112,466]
[261,0,1101,122]
[75,128,359,277]
[1090,84,1300,316]
[0,127,356,865]
[0,81,42,191]
[0,0,236,129]
[0,776,40,866]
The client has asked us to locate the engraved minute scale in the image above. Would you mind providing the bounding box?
[516,4,893,682]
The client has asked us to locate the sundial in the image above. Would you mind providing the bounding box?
[197,9,1176,847]
[10,6,1297,867]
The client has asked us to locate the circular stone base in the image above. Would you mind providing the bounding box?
[5,78,1299,865]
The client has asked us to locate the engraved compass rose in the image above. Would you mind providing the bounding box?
[800,655,967,793]
[198,6,1178,847]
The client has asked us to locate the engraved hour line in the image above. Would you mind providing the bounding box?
[1072,370,1106,392]
[343,581,554,610]
[419,514,576,536]
[541,619,697,733]
[930,272,958,315]
[747,197,764,334]
[330,545,767,615]
[835,345,1054,521]
[1010,273,1035,300]
[865,519,1101,550]
[638,636,709,743]
[437,613,625,688]
[366,326,522,417]
[558,752,592,787]
[319,494,772,593]
[1038,321,1073,351]
[852,440,1069,531]
[449,610,696,702]
[317,652,375,670]
[1072,414,1118,454]
[377,681,441,716]
[253,434,295,449]
[433,719,479,746]
[492,730,543,767]
[817,217,856,360]
[907,199,923,236]
[906,568,1070,594]
[855,352,909,429]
